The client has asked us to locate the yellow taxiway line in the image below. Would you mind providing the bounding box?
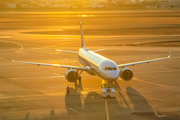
[105,98,110,120]
[133,77,174,87]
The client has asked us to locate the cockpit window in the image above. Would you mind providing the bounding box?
[108,67,112,70]
[103,67,117,70]
[103,67,107,70]
[113,67,117,70]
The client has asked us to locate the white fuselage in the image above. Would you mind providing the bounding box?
[78,48,119,81]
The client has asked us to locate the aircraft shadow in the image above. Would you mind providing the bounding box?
[65,90,107,119]
[126,87,160,118]
[107,81,133,120]
[106,81,161,120]
[65,88,82,115]
[21,82,166,120]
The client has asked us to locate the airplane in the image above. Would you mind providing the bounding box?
[13,22,171,83]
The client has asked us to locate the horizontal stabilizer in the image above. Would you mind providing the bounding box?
[56,50,78,54]
[93,49,106,52]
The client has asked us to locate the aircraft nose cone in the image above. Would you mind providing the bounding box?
[110,71,119,80]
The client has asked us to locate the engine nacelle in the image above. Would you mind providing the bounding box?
[120,67,133,81]
[65,69,78,83]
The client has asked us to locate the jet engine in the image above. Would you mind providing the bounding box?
[120,67,133,81]
[65,69,78,82]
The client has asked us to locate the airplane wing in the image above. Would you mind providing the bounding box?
[13,60,90,71]
[118,54,171,68]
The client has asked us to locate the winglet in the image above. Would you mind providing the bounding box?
[168,46,171,58]
[10,53,14,62]
[80,22,85,49]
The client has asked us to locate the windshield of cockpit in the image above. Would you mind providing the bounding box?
[103,67,117,70]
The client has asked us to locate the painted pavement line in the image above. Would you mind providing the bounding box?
[0,39,24,55]
[105,98,110,120]
[69,108,78,113]
[0,90,102,99]
[133,77,175,87]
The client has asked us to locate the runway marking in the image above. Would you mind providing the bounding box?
[9,76,65,80]
[0,93,7,98]
[0,92,67,99]
[0,39,24,55]
[46,92,92,96]
[46,92,66,96]
[0,90,102,99]
[0,37,76,60]
[0,94,45,99]
[0,36,12,38]
[18,41,75,53]
[135,39,180,45]
[53,73,61,76]
[105,98,110,120]
[79,92,85,108]
[11,41,78,59]
[134,70,180,74]
[69,108,78,113]
[81,92,88,94]
[14,34,180,38]
[133,77,174,87]
[157,114,166,118]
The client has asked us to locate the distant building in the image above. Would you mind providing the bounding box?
[122,0,144,5]
[144,0,180,8]
[144,0,157,4]
[7,4,16,8]
[59,4,71,8]
[21,4,28,8]
[157,0,180,8]
[38,4,46,7]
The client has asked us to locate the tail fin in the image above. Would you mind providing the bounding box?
[80,22,85,48]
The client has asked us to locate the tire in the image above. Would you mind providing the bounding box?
[78,76,81,82]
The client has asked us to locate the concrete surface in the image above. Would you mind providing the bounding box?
[0,10,180,120]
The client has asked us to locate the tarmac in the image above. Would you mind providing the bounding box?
[0,10,180,120]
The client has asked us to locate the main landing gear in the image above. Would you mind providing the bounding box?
[78,76,81,83]
[77,70,83,83]
[75,71,82,91]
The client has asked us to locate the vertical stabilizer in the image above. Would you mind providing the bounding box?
[80,22,85,48]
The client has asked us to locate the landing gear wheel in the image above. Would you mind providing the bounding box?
[78,76,81,82]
